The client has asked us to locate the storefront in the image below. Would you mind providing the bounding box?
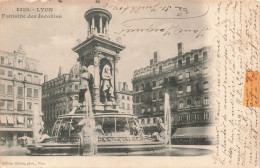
[171,126,215,145]
[0,128,33,146]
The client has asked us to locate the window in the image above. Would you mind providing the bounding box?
[153,105,156,112]
[153,81,156,88]
[186,72,190,78]
[136,95,140,103]
[75,85,78,90]
[158,79,163,86]
[194,69,200,74]
[179,101,183,108]
[203,52,207,60]
[127,96,130,100]
[27,102,32,110]
[159,91,163,99]
[34,89,38,98]
[0,100,5,109]
[17,101,23,111]
[18,59,23,67]
[27,88,32,97]
[1,57,4,64]
[203,67,208,74]
[0,84,5,94]
[7,85,13,94]
[153,68,156,74]
[205,112,210,120]
[122,103,125,109]
[203,81,209,90]
[122,95,125,100]
[186,57,190,65]
[18,87,23,96]
[127,104,130,110]
[150,118,154,124]
[0,69,5,76]
[141,94,144,102]
[180,115,188,122]
[141,84,144,91]
[159,66,162,73]
[27,75,32,82]
[197,113,204,120]
[195,98,200,105]
[8,71,13,77]
[135,85,139,92]
[186,85,191,93]
[190,113,196,121]
[18,73,23,80]
[7,101,13,110]
[34,76,39,83]
[194,54,199,62]
[27,119,33,126]
[204,97,209,105]
[141,108,145,114]
[159,105,164,111]
[147,108,151,113]
[195,83,200,92]
[178,86,183,94]
[178,74,183,80]
[7,58,12,65]
[152,92,157,100]
[178,60,182,68]
[187,98,191,106]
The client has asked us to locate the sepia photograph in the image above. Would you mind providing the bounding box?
[0,0,259,167]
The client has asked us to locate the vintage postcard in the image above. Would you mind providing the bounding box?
[0,0,259,167]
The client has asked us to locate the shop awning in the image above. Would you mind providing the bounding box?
[7,115,14,124]
[0,115,7,124]
[172,126,215,138]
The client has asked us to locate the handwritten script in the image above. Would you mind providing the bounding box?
[212,1,259,167]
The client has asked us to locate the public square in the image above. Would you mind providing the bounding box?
[0,145,214,156]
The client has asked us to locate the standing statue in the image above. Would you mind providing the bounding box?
[101,64,114,102]
[79,66,94,117]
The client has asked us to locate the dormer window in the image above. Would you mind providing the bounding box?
[18,59,23,67]
[1,57,4,64]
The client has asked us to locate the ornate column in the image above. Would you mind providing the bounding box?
[93,50,101,103]
[91,17,95,33]
[99,16,103,33]
[87,21,90,36]
[114,55,120,102]
[106,20,109,35]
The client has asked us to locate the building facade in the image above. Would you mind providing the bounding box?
[117,82,133,113]
[0,45,43,146]
[132,43,214,144]
[42,63,81,133]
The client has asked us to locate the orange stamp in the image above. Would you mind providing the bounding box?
[243,71,260,107]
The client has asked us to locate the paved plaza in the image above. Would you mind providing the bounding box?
[0,145,214,156]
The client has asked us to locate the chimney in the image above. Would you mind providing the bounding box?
[178,42,183,56]
[154,51,159,63]
[123,82,128,91]
[150,59,153,66]
[58,66,63,77]
[44,75,48,83]
[118,82,122,91]
[125,83,128,91]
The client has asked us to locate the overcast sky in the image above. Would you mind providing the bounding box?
[0,1,214,90]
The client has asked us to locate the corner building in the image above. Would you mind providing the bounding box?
[0,46,43,145]
[117,82,133,114]
[42,63,81,133]
[132,43,214,145]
